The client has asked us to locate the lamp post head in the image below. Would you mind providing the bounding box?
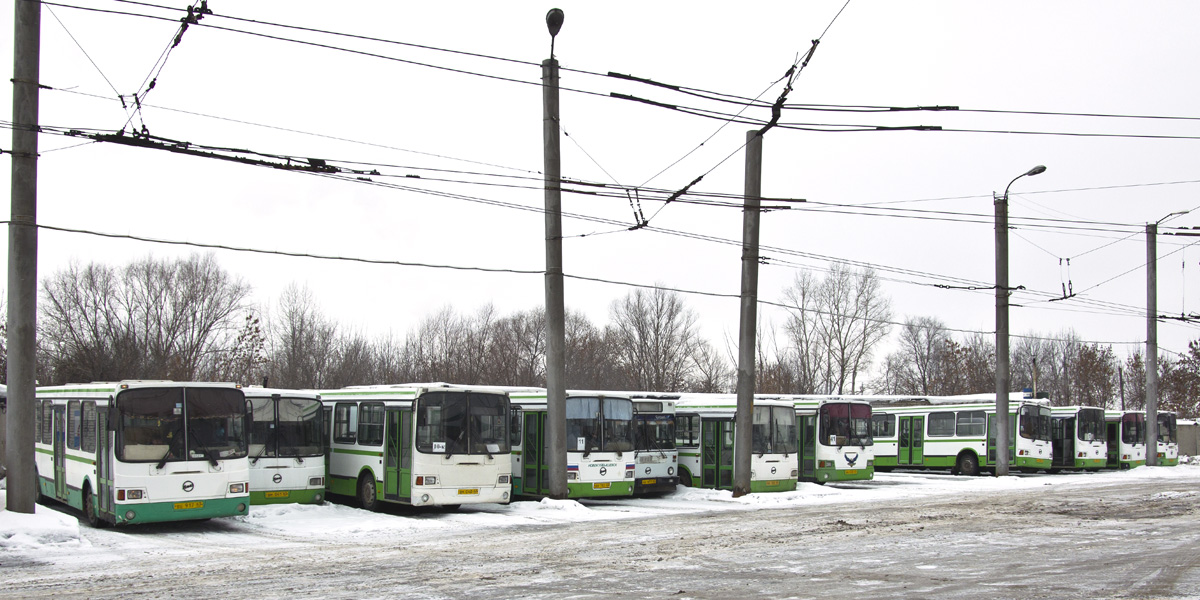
[546,8,564,38]
[1025,165,1047,177]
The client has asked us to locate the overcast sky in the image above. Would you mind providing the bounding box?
[5,1,1200,379]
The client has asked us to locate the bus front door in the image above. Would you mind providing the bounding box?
[798,415,817,480]
[898,416,924,466]
[719,420,734,489]
[53,405,67,499]
[523,412,547,496]
[384,408,402,500]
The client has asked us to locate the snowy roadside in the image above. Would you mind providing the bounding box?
[3,461,1198,556]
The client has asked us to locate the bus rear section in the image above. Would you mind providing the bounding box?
[37,382,251,526]
[1050,406,1106,470]
[632,396,679,494]
[675,395,798,493]
[511,391,636,499]
[1105,410,1146,469]
[323,385,513,509]
[246,389,326,505]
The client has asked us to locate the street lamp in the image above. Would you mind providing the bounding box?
[995,164,1046,477]
[1145,209,1188,466]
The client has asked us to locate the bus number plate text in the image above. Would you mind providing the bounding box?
[765,480,779,486]
[174,501,204,510]
[458,488,479,495]
[592,482,611,490]
[642,479,656,485]
[265,491,289,498]
[845,470,858,475]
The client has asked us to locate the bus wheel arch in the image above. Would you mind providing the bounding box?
[955,451,980,477]
[81,481,107,528]
[678,466,694,487]
[357,469,379,512]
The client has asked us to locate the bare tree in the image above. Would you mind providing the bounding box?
[266,283,339,389]
[608,287,701,392]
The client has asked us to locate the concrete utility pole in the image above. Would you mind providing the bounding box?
[6,0,41,512]
[542,8,567,499]
[1145,222,1159,466]
[732,130,762,497]
[994,165,1045,478]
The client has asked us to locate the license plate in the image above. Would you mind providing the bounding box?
[765,480,779,486]
[174,501,204,510]
[845,469,858,475]
[592,482,611,490]
[641,479,656,485]
[265,491,289,499]
[457,488,479,495]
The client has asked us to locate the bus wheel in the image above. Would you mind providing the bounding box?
[357,474,379,512]
[956,452,980,477]
[82,487,106,528]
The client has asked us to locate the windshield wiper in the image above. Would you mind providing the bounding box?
[156,424,186,470]
[188,427,221,467]
[250,428,275,466]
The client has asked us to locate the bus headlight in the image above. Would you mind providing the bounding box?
[416,476,437,485]
[498,475,510,484]
[420,494,431,503]
[790,469,798,478]
[309,477,324,487]
[866,460,874,467]
[567,472,577,481]
[667,467,674,475]
[229,482,246,494]
[125,510,136,521]
[119,489,145,501]
[625,469,634,478]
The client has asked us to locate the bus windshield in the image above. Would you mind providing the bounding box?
[819,403,873,447]
[1157,413,1176,444]
[1122,412,1145,445]
[1019,404,1052,442]
[566,396,634,453]
[250,396,324,460]
[1077,408,1106,442]
[752,406,800,454]
[416,392,511,456]
[635,414,676,452]
[117,387,248,464]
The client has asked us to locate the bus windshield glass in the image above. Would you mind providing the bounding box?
[1077,408,1106,442]
[1122,412,1145,444]
[277,397,324,457]
[566,397,634,453]
[1019,404,1052,442]
[1157,413,1177,444]
[116,387,247,464]
[416,392,511,456]
[752,406,800,454]
[818,403,873,447]
[635,414,676,451]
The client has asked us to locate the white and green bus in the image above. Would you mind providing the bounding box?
[245,388,326,505]
[509,389,637,498]
[320,384,512,510]
[779,395,874,484]
[674,395,799,493]
[869,394,1052,475]
[1156,411,1180,467]
[631,394,679,494]
[1104,410,1146,469]
[35,381,251,526]
[1050,405,1107,470]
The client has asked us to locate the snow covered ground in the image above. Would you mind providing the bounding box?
[3,461,1197,555]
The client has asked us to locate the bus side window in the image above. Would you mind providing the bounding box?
[82,402,98,453]
[68,400,82,450]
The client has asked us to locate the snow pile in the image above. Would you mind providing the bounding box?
[0,489,86,550]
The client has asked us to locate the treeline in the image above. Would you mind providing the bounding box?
[8,253,1199,418]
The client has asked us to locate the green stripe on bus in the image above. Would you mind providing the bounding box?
[332,448,385,457]
[65,454,96,465]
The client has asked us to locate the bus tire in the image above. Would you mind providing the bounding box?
[82,486,106,528]
[956,452,980,477]
[357,473,379,512]
[678,467,692,487]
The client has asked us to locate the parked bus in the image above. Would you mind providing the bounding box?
[675,395,798,493]
[782,395,874,484]
[244,388,326,505]
[631,394,679,494]
[509,389,636,498]
[35,381,250,526]
[1050,406,1107,470]
[868,394,1052,475]
[320,384,512,509]
[1104,410,1146,469]
[1156,411,1179,467]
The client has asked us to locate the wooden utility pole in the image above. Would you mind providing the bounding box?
[6,0,41,513]
[732,130,762,497]
[1146,223,1159,466]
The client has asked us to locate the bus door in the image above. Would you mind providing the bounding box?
[701,418,734,489]
[53,405,67,499]
[797,415,817,480]
[523,412,547,495]
[1052,417,1074,468]
[987,413,1016,465]
[97,408,113,517]
[1106,421,1120,467]
[323,406,334,482]
[898,416,924,465]
[384,408,411,500]
[719,420,734,489]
